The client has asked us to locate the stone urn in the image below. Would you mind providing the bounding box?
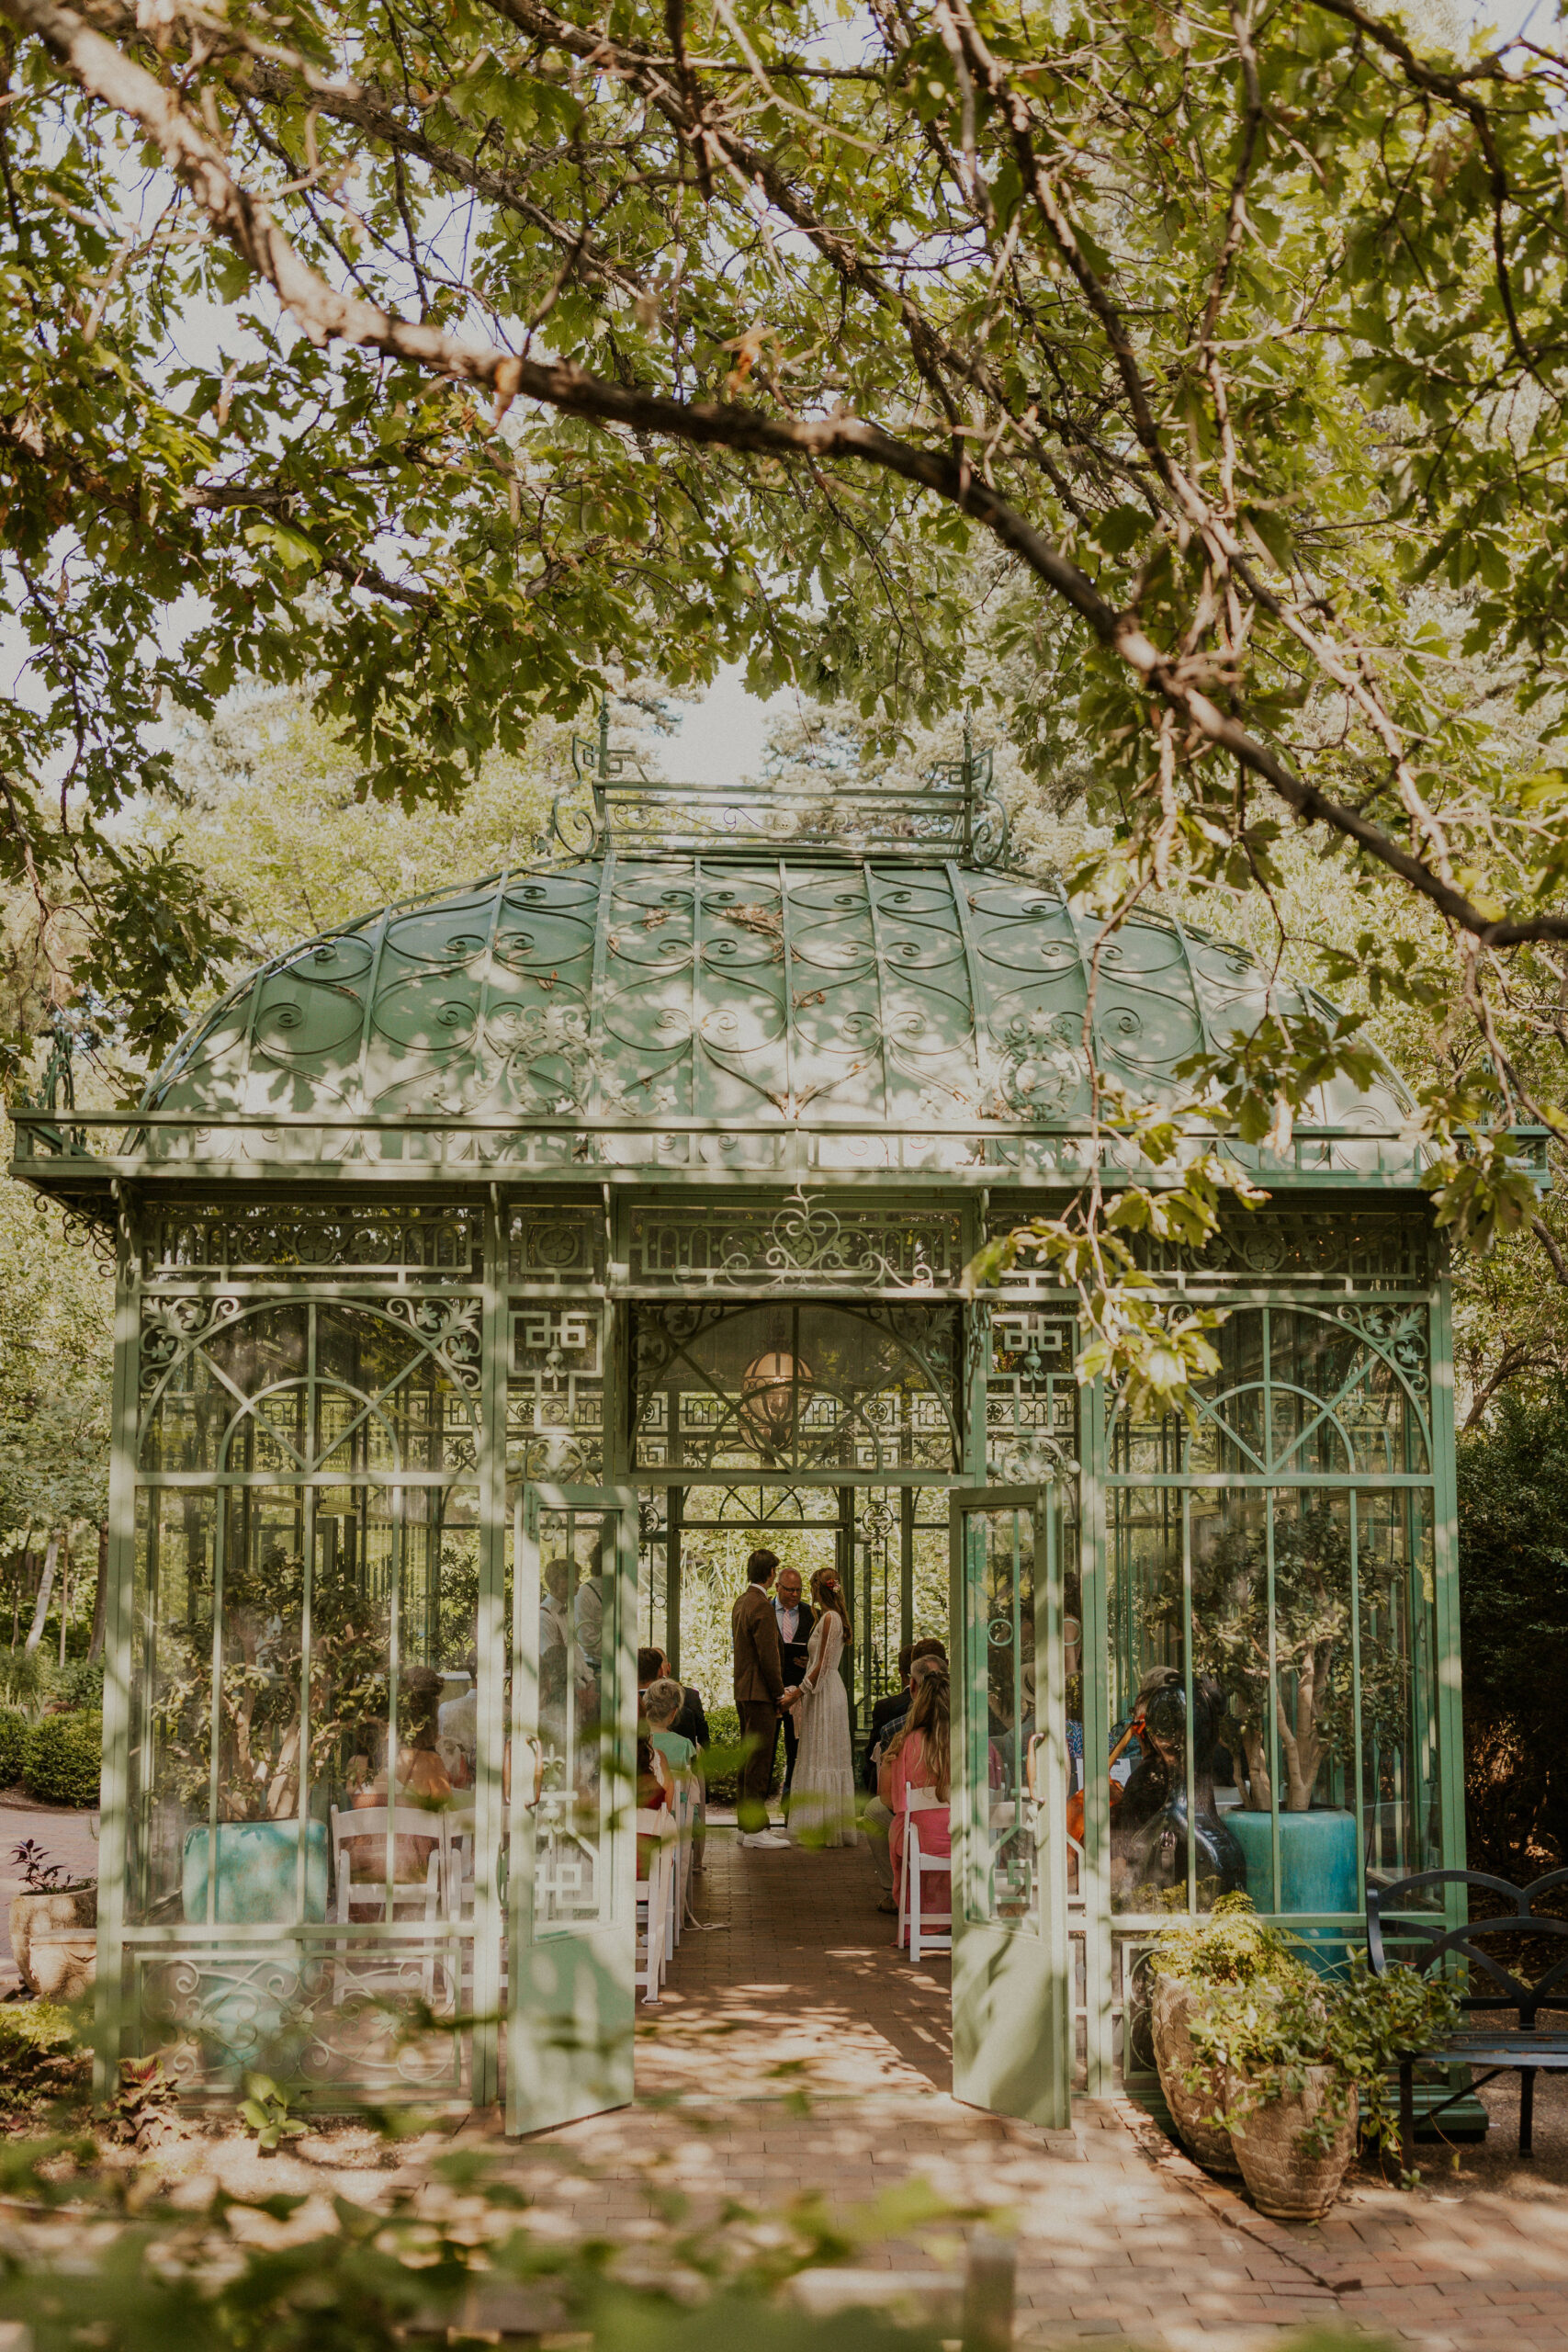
[11,1885,96,1999]
[1227,2069,1358,2220]
[1150,1974,1240,2174]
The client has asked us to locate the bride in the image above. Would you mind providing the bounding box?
[786,1567,858,1847]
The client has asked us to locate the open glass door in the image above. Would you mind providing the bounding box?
[505,1483,637,2134]
[951,1486,1071,2125]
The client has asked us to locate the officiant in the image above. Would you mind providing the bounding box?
[773,1565,817,1806]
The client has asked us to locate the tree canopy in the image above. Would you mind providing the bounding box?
[7,0,1568,1393]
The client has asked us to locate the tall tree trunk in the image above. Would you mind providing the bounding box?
[24,1535,61,1656]
[57,1529,71,1668]
[87,1521,108,1664]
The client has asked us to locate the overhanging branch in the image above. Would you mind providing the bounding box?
[8,0,1568,949]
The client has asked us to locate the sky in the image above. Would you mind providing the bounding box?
[666,668,793,786]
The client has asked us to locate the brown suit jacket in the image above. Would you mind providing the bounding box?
[732,1583,786,1706]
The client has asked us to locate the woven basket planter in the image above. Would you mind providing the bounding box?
[1227,2068,1358,2220]
[1150,1974,1239,2175]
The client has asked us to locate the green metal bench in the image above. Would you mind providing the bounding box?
[1368,1867,1568,2164]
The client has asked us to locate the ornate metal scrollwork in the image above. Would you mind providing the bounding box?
[383,1295,483,1392]
[140,1292,243,1380]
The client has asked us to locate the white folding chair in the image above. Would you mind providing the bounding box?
[329,1804,448,2002]
[443,1804,478,1922]
[898,1792,953,1963]
[634,1808,677,2003]
[671,1775,696,1947]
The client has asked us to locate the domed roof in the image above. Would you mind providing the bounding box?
[141,855,1414,1180]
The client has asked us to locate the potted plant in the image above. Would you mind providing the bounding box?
[1185,1956,1461,2217]
[8,1839,96,2001]
[1177,1499,1409,1919]
[1147,1893,1302,2175]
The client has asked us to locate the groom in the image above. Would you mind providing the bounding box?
[730,1548,799,1849]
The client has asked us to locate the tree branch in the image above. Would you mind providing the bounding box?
[12,0,1568,948]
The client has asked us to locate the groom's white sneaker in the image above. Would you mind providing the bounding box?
[738,1830,790,1849]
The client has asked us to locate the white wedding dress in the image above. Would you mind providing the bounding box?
[788,1611,858,1846]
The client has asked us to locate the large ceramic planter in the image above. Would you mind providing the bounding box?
[1150,1974,1240,2174]
[10,1886,96,1997]
[1227,1808,1359,1916]
[1228,2069,1358,2220]
[182,1819,329,1925]
[181,1822,329,2070]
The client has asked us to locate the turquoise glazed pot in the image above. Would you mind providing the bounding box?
[182,1819,329,1924]
[1228,1807,1359,1914]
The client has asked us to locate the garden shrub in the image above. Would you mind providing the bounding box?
[0,2000,88,2114]
[23,1711,102,1808]
[1458,1395,1568,1874]
[699,1702,780,1805]
[0,1707,26,1790]
[53,1657,104,1713]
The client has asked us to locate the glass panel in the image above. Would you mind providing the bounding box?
[1108,1485,1183,1915]
[141,1300,483,1475]
[1106,1306,1430,1479]
[962,1504,1035,1932]
[130,1488,216,1925]
[514,1499,615,1930]
[1359,1488,1442,1898]
[632,1302,960,1474]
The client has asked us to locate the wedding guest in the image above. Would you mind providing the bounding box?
[863,1645,945,1909]
[645,1677,694,1770]
[882,1666,952,1946]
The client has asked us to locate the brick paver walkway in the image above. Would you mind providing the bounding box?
[481,1826,1568,2349]
[51,1822,1568,2348]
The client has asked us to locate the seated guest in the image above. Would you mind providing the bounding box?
[863,1644,946,1911]
[644,1677,694,1770]
[864,1644,918,1794]
[882,1666,953,1948]
[344,1666,453,1907]
[645,1674,705,1873]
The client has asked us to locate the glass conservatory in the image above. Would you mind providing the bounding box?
[11,744,1511,2132]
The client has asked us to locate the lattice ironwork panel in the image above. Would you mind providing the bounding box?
[985,1204,1438,1295]
[506,1205,606,1290]
[986,1304,1080,1481]
[130,1941,470,2098]
[141,1203,482,1281]
[627,1193,964,1292]
[506,1302,604,1481]
[632,1300,961,1474]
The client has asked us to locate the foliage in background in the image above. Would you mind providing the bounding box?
[21,1712,102,1808]
[0,2007,89,2119]
[1456,1393,1568,1876]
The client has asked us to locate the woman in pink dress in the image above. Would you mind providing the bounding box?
[882,1667,952,1946]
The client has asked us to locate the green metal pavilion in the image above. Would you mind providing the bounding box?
[10,741,1512,2132]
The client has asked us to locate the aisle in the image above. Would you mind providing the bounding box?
[635,1821,952,2100]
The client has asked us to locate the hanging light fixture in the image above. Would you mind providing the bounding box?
[739,1349,813,1459]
